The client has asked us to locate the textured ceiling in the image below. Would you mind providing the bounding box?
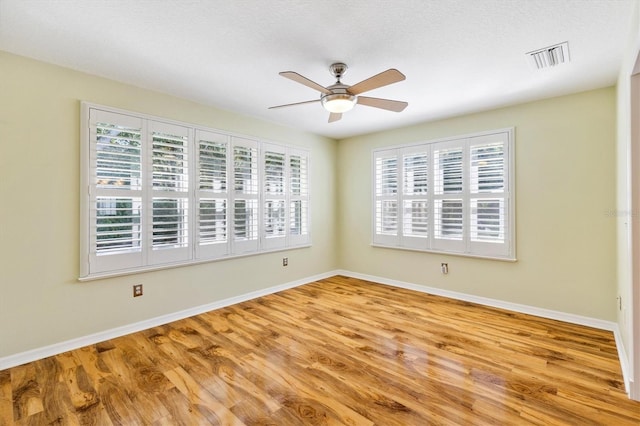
[0,0,636,139]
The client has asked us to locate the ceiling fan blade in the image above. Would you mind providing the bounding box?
[348,69,406,95]
[357,96,408,112]
[268,99,320,109]
[328,112,342,123]
[280,71,332,95]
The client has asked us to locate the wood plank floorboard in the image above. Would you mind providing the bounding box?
[1,275,639,425]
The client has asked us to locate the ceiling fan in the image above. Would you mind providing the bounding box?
[269,63,408,123]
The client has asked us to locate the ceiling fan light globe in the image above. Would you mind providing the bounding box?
[321,93,356,113]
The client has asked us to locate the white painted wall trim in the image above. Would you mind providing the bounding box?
[614,324,631,393]
[0,270,340,371]
[337,269,631,394]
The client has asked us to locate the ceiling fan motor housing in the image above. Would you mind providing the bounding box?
[322,82,356,113]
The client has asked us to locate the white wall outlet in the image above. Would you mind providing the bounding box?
[441,263,449,274]
[283,257,288,267]
[133,284,143,297]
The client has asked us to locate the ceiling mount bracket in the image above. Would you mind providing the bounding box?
[329,63,348,82]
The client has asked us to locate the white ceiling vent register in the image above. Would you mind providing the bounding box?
[526,42,570,69]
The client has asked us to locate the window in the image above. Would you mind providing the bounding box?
[81,103,310,279]
[372,129,514,260]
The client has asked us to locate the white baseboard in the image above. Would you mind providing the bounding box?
[613,324,631,393]
[0,270,339,371]
[336,269,631,394]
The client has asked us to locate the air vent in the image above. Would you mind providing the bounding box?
[526,41,570,69]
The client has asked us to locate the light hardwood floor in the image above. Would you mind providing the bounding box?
[1,275,639,425]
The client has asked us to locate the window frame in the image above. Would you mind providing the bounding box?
[80,102,311,280]
[371,128,515,261]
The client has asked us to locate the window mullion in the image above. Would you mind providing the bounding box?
[462,140,471,253]
[284,149,291,247]
[188,128,196,260]
[257,143,263,252]
[225,136,232,256]
[397,150,404,245]
[142,119,151,267]
[427,144,433,251]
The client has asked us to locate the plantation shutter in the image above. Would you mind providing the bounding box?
[288,148,310,246]
[196,130,229,259]
[87,109,144,274]
[81,103,314,279]
[468,133,510,257]
[373,149,400,246]
[262,143,287,250]
[147,121,191,265]
[432,141,465,253]
[401,146,429,249]
[231,137,259,254]
[371,128,514,260]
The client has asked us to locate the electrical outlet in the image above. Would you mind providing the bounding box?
[618,296,622,311]
[283,257,288,267]
[441,263,449,274]
[133,284,143,297]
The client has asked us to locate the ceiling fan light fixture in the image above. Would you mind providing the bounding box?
[271,63,408,122]
[321,93,356,113]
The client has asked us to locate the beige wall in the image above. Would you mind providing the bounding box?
[0,51,339,357]
[337,87,617,320]
[0,49,620,361]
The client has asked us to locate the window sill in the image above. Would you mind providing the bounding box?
[78,243,312,282]
[370,243,517,262]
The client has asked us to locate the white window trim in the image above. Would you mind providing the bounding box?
[371,128,516,261]
[80,102,311,281]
